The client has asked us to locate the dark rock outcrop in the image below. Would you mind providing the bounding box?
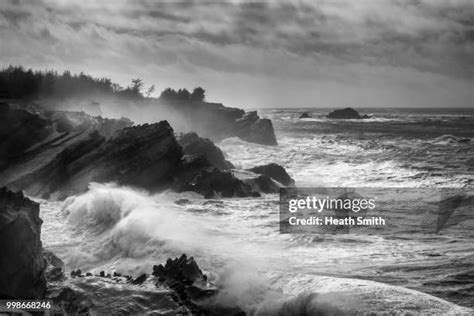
[178,132,234,170]
[51,287,93,315]
[153,254,204,283]
[232,111,277,146]
[0,187,46,299]
[0,104,135,188]
[8,121,183,199]
[132,274,147,285]
[153,254,245,316]
[0,103,53,171]
[172,155,260,198]
[179,167,259,199]
[248,163,295,186]
[327,107,362,119]
[299,112,310,119]
[43,249,65,282]
[158,100,278,145]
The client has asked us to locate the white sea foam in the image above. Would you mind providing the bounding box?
[36,108,474,313]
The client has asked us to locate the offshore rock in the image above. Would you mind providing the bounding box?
[327,107,362,119]
[158,100,278,145]
[0,187,46,299]
[233,111,277,146]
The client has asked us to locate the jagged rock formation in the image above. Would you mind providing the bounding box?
[248,163,295,186]
[299,112,310,119]
[1,103,262,199]
[171,155,256,198]
[46,254,245,315]
[0,187,46,299]
[9,122,183,199]
[178,132,234,170]
[327,107,363,119]
[153,254,245,315]
[180,167,259,198]
[0,104,133,186]
[153,254,204,284]
[159,100,277,145]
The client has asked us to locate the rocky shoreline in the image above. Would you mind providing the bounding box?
[0,186,246,314]
[0,101,290,200]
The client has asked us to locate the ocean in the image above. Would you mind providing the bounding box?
[38,107,473,314]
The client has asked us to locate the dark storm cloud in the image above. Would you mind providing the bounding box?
[1,0,472,77]
[0,0,472,108]
[127,0,472,79]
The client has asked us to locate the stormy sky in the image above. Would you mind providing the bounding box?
[0,0,472,108]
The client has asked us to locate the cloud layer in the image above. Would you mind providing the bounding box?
[0,0,472,107]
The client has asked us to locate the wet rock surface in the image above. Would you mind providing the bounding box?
[0,187,46,299]
[179,167,260,198]
[153,254,246,316]
[47,254,245,315]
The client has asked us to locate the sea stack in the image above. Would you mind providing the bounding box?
[328,108,362,119]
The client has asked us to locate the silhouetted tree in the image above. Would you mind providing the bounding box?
[159,86,207,102]
[160,88,178,100]
[145,84,155,98]
[0,65,145,100]
[176,88,190,100]
[190,87,205,101]
[111,82,122,93]
[130,78,144,94]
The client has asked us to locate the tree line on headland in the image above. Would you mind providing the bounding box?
[0,65,205,102]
